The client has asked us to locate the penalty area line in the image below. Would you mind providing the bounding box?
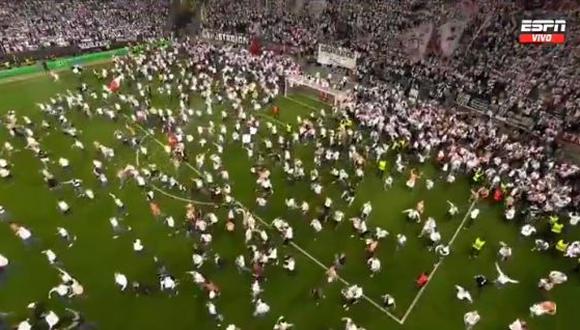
[234,201,404,325]
[135,135,216,206]
[130,115,403,325]
[399,199,477,324]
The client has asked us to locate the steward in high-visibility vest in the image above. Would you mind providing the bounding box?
[473,169,483,183]
[473,238,486,250]
[391,140,399,150]
[551,222,564,235]
[556,240,569,253]
[500,182,508,192]
[471,237,486,256]
[378,160,387,176]
[285,124,292,134]
[549,215,559,225]
[399,139,407,149]
[340,118,353,128]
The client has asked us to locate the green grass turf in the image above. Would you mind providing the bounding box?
[0,67,579,330]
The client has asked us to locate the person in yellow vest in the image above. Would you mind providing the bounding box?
[340,118,352,129]
[473,169,483,183]
[285,124,292,134]
[391,140,400,151]
[471,237,486,257]
[500,182,508,192]
[551,222,564,235]
[399,139,407,150]
[548,215,559,225]
[555,240,568,254]
[378,160,387,177]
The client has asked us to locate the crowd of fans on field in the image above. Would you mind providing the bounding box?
[0,0,579,212]
[203,0,580,213]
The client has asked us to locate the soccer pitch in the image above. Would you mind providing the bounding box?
[0,64,578,330]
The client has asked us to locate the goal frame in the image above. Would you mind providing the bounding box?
[284,74,352,109]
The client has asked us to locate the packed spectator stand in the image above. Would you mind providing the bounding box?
[202,0,580,213]
[0,0,169,66]
[203,0,579,136]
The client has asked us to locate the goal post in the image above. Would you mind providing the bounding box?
[284,74,353,110]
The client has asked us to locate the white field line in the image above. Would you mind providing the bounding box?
[399,199,477,324]
[134,131,216,206]
[0,59,112,85]
[129,117,403,324]
[234,201,404,325]
[254,111,286,127]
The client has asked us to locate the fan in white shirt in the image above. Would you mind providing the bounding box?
[341,317,364,330]
[283,257,296,272]
[494,262,519,286]
[48,284,70,298]
[274,316,294,330]
[43,310,59,329]
[133,239,144,253]
[396,234,407,249]
[520,224,536,237]
[464,310,481,330]
[114,272,128,291]
[17,319,32,330]
[455,285,473,304]
[57,200,70,213]
[42,250,58,265]
[569,212,580,226]
[310,219,323,233]
[56,227,76,247]
[160,275,177,292]
[419,217,437,238]
[0,253,9,270]
[505,207,516,221]
[13,224,32,242]
[333,210,345,224]
[361,202,372,218]
[0,168,10,178]
[253,298,270,317]
[109,193,125,210]
[498,242,512,261]
[285,198,298,210]
[548,270,568,285]
[300,201,309,214]
[402,208,420,222]
[508,319,528,330]
[192,253,205,269]
[367,257,381,276]
[58,157,70,168]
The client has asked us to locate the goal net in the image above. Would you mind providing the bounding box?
[284,74,354,110]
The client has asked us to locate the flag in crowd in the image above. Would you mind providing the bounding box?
[439,19,468,58]
[401,22,434,62]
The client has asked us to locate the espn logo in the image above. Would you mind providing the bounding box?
[519,19,566,44]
